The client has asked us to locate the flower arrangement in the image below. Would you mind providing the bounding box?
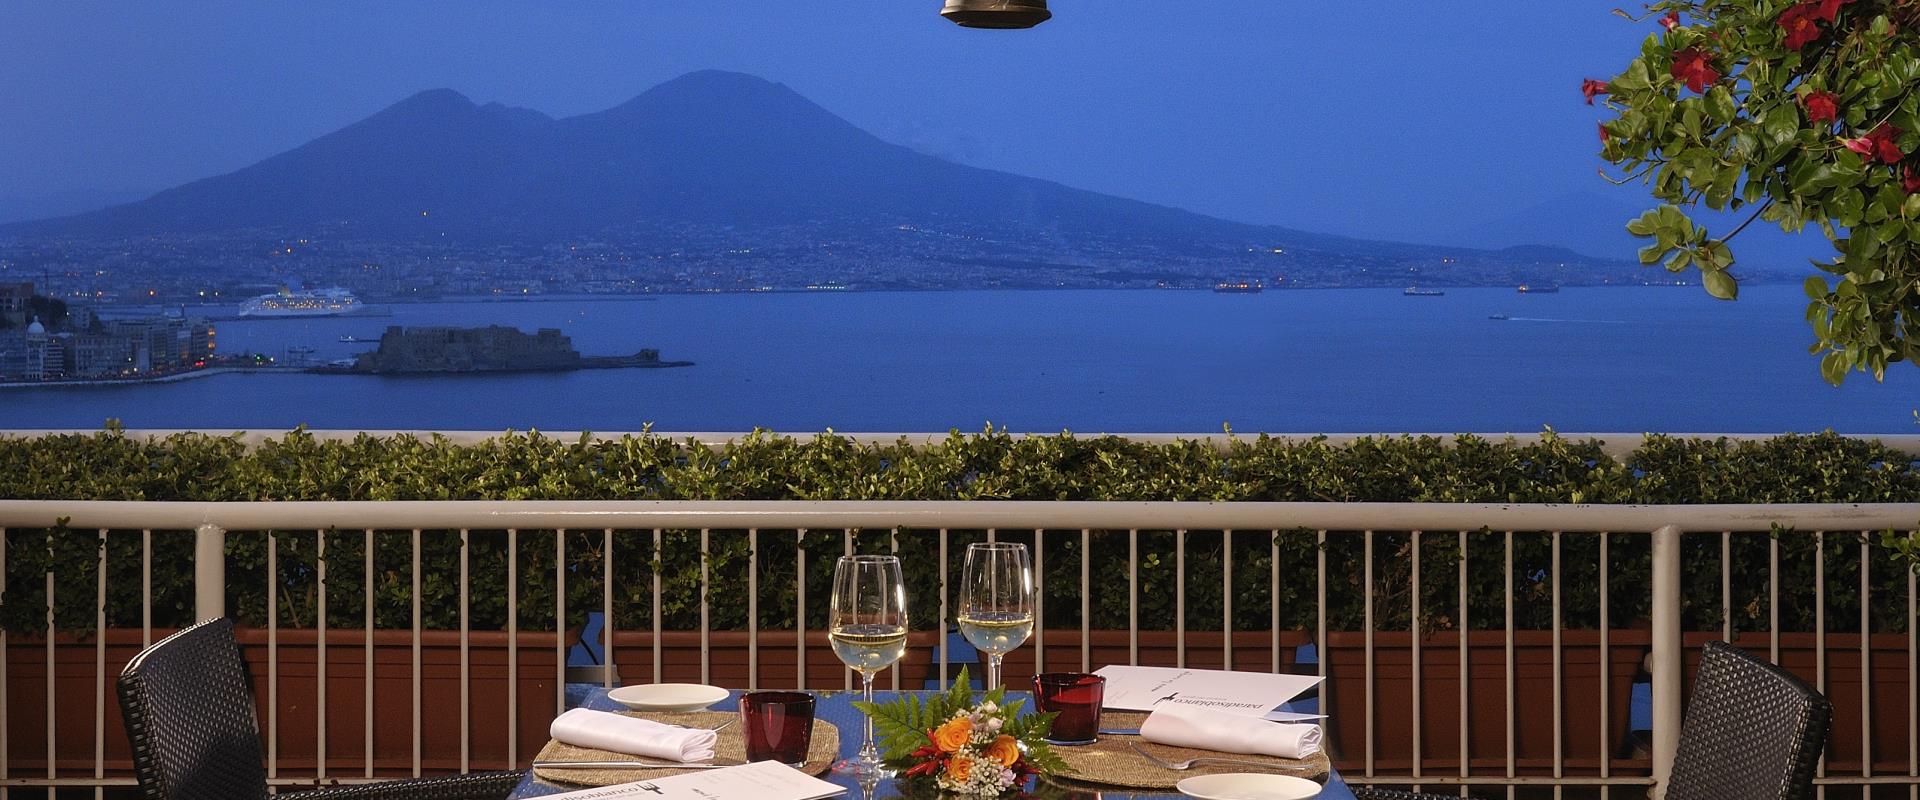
[1590,0,1920,383]
[852,668,1069,796]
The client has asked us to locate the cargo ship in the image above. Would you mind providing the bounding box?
[1516,284,1561,294]
[1213,281,1264,293]
[1403,286,1445,297]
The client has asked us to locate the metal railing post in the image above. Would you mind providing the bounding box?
[194,523,226,620]
[1650,524,1684,800]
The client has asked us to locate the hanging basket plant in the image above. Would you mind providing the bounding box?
[1592,0,1920,383]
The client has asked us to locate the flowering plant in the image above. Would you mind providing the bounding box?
[851,668,1068,796]
[1591,0,1920,383]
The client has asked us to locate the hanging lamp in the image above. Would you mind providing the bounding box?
[940,0,1052,29]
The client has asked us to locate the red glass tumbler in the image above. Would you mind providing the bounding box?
[740,691,815,766]
[1033,673,1105,745]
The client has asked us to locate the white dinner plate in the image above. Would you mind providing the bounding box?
[1175,773,1322,800]
[606,683,731,712]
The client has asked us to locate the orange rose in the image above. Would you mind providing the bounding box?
[933,718,973,753]
[984,734,1020,767]
[945,753,974,783]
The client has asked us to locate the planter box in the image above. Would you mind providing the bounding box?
[1324,629,1648,776]
[606,629,1309,691]
[5,627,560,778]
[10,625,1910,782]
[608,630,944,689]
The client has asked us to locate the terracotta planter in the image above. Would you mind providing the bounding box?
[5,627,560,779]
[606,629,1310,691]
[11,625,1910,783]
[608,629,943,689]
[1323,629,1648,776]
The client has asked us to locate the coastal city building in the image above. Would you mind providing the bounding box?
[0,294,215,381]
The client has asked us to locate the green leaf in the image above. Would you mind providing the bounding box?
[1626,209,1662,238]
[1803,276,1829,300]
[1703,269,1738,300]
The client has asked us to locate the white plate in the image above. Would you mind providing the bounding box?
[607,683,731,712]
[1175,773,1322,800]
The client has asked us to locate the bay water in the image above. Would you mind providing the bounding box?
[3,286,1916,434]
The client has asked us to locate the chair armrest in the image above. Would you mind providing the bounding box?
[277,771,524,800]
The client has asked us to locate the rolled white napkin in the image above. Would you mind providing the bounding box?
[548,708,718,763]
[1139,703,1322,759]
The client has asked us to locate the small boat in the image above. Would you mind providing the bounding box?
[1403,286,1445,297]
[338,335,367,343]
[1213,281,1264,294]
[1489,314,1510,321]
[1517,284,1561,294]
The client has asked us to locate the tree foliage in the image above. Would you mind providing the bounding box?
[1595,0,1920,382]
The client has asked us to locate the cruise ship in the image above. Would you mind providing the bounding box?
[1213,281,1264,293]
[239,287,362,317]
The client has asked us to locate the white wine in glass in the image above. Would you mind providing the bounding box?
[829,554,908,778]
[959,542,1034,689]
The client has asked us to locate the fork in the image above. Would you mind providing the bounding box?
[1127,741,1317,773]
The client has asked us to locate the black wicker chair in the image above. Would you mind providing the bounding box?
[1666,640,1831,800]
[117,617,523,800]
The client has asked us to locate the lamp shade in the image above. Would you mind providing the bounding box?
[941,0,1052,29]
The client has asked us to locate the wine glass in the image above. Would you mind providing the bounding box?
[829,554,909,777]
[958,541,1034,690]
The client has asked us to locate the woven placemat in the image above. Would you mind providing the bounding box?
[1045,712,1329,790]
[532,711,839,786]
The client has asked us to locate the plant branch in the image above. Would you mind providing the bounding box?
[1716,200,1775,244]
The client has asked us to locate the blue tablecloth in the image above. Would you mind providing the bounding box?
[510,688,1355,800]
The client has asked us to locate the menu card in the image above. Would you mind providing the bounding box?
[1094,665,1324,720]
[535,761,846,800]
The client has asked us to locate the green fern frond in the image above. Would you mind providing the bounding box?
[1022,740,1071,775]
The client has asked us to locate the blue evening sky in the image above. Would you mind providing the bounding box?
[0,2,1697,248]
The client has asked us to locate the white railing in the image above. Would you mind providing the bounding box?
[3,497,1917,799]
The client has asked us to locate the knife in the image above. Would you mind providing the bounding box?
[1096,728,1142,736]
[532,759,744,770]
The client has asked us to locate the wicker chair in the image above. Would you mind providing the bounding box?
[1666,640,1831,800]
[117,618,523,800]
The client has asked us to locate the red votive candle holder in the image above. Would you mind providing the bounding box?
[739,691,815,766]
[1033,672,1105,745]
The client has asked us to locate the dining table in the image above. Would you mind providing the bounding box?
[508,687,1357,800]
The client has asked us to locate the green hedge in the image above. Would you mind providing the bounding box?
[1,427,1915,639]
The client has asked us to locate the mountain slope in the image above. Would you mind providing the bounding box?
[1445,190,1832,267]
[3,72,1424,257]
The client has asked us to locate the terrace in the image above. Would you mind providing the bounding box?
[2,429,1915,799]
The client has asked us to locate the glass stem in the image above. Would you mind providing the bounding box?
[988,653,1003,689]
[860,672,878,765]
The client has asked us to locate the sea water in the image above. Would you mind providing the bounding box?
[3,286,1915,433]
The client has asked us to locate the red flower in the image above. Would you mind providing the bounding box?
[1814,0,1855,23]
[1802,91,1840,123]
[1779,3,1824,49]
[1599,122,1611,143]
[1660,10,1681,30]
[1582,78,1610,105]
[1903,166,1920,195]
[1842,124,1905,164]
[1669,48,1720,93]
